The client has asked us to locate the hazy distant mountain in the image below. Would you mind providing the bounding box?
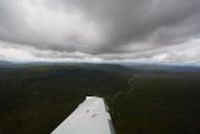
[0,60,200,73]
[0,60,13,67]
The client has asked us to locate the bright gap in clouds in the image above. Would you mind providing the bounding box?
[1,39,200,65]
[0,41,103,63]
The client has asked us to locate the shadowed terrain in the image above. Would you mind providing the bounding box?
[0,63,200,134]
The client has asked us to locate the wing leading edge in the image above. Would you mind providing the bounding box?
[51,96,115,134]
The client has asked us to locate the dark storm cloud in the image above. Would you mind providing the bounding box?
[54,0,200,52]
[0,0,200,63]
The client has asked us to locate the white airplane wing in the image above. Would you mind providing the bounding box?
[51,96,115,134]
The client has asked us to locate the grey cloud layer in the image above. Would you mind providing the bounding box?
[0,0,200,63]
[55,0,200,51]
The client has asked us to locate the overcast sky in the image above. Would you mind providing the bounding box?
[0,0,200,64]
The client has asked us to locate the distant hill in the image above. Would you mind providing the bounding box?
[0,60,200,73]
[0,60,14,67]
[122,63,200,73]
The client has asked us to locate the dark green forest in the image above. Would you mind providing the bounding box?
[1,63,200,134]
